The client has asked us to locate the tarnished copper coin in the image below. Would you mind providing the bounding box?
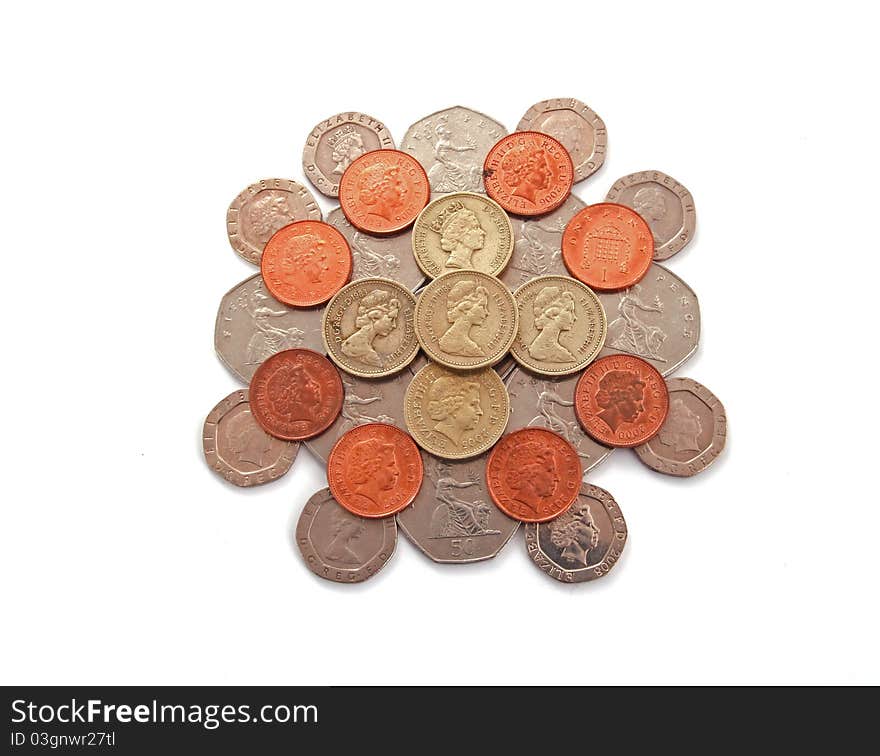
[249,349,343,441]
[562,202,654,291]
[483,131,574,217]
[486,428,582,523]
[574,354,668,447]
[339,149,430,235]
[328,423,424,518]
[260,221,352,307]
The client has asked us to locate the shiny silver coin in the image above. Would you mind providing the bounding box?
[524,483,627,584]
[296,488,397,584]
[506,366,613,477]
[401,106,507,193]
[596,263,699,377]
[214,274,325,383]
[397,451,519,564]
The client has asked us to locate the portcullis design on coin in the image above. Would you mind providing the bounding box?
[486,428,582,523]
[525,483,627,583]
[574,354,668,448]
[483,131,574,217]
[339,149,430,235]
[249,349,343,441]
[562,202,654,291]
[260,221,352,307]
[328,423,423,518]
[296,488,397,584]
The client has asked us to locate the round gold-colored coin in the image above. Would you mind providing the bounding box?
[322,278,418,378]
[404,362,509,459]
[510,275,606,376]
[411,192,513,279]
[415,270,518,370]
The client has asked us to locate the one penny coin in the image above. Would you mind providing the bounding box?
[574,354,668,447]
[328,423,424,518]
[633,377,726,476]
[339,149,430,235]
[322,278,418,378]
[483,131,574,217]
[562,202,653,291]
[260,221,352,307]
[249,349,343,441]
[486,428,582,523]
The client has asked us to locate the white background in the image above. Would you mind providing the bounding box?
[2,1,878,685]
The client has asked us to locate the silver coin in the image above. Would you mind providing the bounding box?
[295,487,397,584]
[203,389,298,487]
[326,207,424,291]
[506,366,613,477]
[516,98,607,183]
[596,263,699,377]
[214,274,325,383]
[304,371,410,463]
[226,178,322,265]
[397,451,519,564]
[401,106,507,193]
[605,170,696,261]
[302,112,395,198]
[634,377,726,476]
[498,194,585,290]
[524,483,627,584]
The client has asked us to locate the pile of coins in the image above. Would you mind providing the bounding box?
[205,101,727,584]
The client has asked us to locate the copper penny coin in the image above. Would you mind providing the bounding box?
[486,428,582,523]
[574,354,668,447]
[328,423,424,518]
[248,349,343,441]
[482,131,574,217]
[562,202,654,291]
[260,221,352,307]
[339,149,430,235]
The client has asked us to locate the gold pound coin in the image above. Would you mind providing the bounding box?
[322,278,419,378]
[510,275,606,376]
[411,192,513,279]
[404,362,509,459]
[415,270,518,370]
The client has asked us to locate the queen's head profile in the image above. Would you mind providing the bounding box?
[438,280,489,357]
[330,129,366,175]
[435,203,486,269]
[657,398,703,453]
[426,375,483,447]
[357,162,408,222]
[595,370,646,433]
[549,500,599,567]
[246,192,292,245]
[340,289,400,367]
[500,144,552,205]
[526,286,577,363]
[347,438,401,507]
[279,233,328,285]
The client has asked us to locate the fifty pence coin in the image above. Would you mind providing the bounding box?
[327,423,423,518]
[401,105,507,193]
[302,112,394,198]
[404,362,509,460]
[516,98,607,183]
[226,178,321,265]
[261,221,352,307]
[397,451,519,564]
[339,149,430,235]
[506,367,613,477]
[249,349,343,441]
[574,354,669,448]
[605,170,696,261]
[415,270,518,370]
[510,275,606,376]
[305,371,410,463]
[486,428,582,523]
[499,194,584,290]
[322,278,418,378]
[326,207,424,291]
[296,488,397,584]
[214,274,325,383]
[411,192,513,279]
[203,389,298,487]
[597,263,700,377]
[524,483,627,584]
[483,131,574,217]
[634,377,727,476]
[562,202,654,291]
